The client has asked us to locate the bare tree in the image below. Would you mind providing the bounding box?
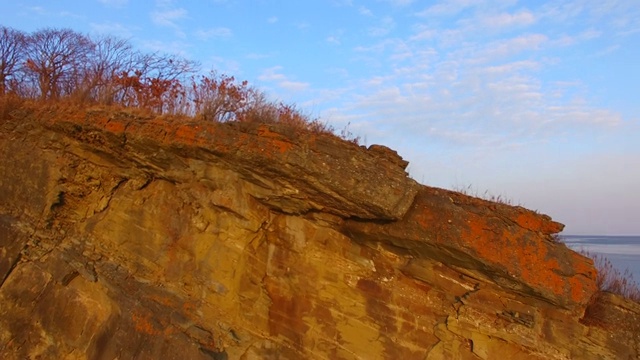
[84,35,137,104]
[24,28,94,100]
[0,26,27,95]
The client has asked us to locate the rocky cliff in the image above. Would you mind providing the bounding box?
[1,106,638,359]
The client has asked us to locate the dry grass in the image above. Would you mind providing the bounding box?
[0,93,25,121]
[549,233,562,242]
[451,184,519,206]
[570,250,640,332]
[583,251,640,302]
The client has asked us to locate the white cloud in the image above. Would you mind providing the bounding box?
[150,7,188,37]
[23,5,81,19]
[140,39,190,56]
[322,31,623,157]
[258,66,310,93]
[417,0,485,17]
[325,67,349,78]
[27,6,46,14]
[550,29,601,47]
[280,81,310,92]
[618,27,640,37]
[332,0,353,7]
[540,1,585,23]
[483,60,540,74]
[359,6,373,16]
[481,10,536,29]
[90,22,135,38]
[354,38,400,54]
[465,34,548,63]
[267,16,278,24]
[245,53,274,60]
[151,8,187,27]
[326,29,344,45]
[326,36,341,45]
[541,0,640,37]
[195,27,232,40]
[204,56,241,75]
[383,0,415,6]
[409,25,436,41]
[593,44,620,57]
[368,16,395,37]
[98,0,128,7]
[544,103,622,127]
[258,66,287,82]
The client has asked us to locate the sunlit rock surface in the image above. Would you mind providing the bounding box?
[1,107,638,359]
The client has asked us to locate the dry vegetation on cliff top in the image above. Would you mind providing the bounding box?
[2,26,639,307]
[0,26,358,144]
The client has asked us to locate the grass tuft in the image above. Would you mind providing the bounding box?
[451,183,520,206]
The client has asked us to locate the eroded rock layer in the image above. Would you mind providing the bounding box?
[1,107,638,359]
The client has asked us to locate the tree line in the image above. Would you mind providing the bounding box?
[0,25,327,129]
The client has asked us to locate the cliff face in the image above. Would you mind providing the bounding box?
[0,107,638,360]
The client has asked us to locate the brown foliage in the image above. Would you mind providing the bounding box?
[189,72,250,121]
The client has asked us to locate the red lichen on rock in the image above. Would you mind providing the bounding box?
[256,124,294,156]
[131,311,163,336]
[104,119,126,134]
[514,212,563,234]
[458,208,594,306]
[174,124,200,145]
[344,187,597,309]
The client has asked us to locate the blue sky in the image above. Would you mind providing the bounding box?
[2,0,639,235]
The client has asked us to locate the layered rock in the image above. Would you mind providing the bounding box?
[0,107,638,359]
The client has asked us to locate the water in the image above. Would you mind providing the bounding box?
[561,235,640,284]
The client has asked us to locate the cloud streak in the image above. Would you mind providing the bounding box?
[195,27,232,40]
[258,66,310,93]
[151,6,188,37]
[98,0,128,7]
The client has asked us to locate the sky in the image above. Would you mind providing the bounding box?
[1,0,639,235]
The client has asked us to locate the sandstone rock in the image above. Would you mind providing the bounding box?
[42,109,420,220]
[0,106,638,359]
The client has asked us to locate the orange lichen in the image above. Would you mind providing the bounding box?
[257,125,293,154]
[514,212,562,234]
[174,124,198,145]
[131,311,162,336]
[146,293,176,308]
[104,120,126,133]
[458,214,591,304]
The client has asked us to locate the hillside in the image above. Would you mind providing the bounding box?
[1,104,639,359]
